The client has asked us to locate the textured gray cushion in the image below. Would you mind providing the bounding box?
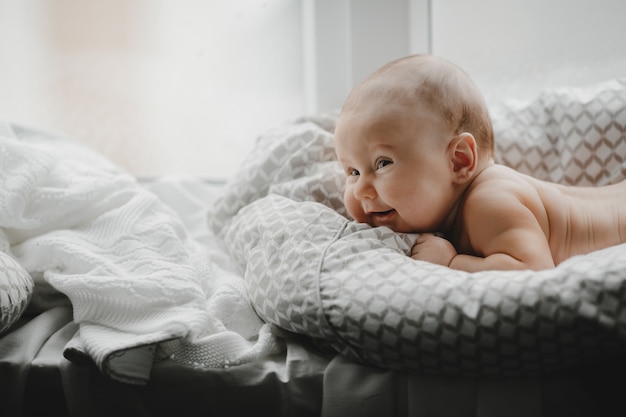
[224,194,626,376]
[0,251,33,334]
[210,79,626,375]
[493,78,626,185]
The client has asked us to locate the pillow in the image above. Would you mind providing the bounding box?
[0,251,33,334]
[492,78,626,186]
[223,193,626,376]
[208,115,346,235]
[210,81,626,376]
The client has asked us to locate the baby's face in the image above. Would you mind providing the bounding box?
[334,102,459,233]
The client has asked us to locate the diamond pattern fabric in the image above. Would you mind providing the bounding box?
[210,80,626,376]
[493,78,626,185]
[0,251,33,334]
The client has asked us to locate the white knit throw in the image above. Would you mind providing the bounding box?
[0,123,279,384]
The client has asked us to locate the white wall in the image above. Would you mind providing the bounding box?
[305,0,430,114]
[0,0,305,179]
[431,0,626,106]
[309,0,626,110]
[138,1,305,176]
[0,0,624,179]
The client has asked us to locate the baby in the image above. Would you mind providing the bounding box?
[334,54,626,272]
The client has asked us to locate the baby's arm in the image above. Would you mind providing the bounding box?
[458,189,555,271]
[411,233,539,270]
[413,187,555,272]
[411,233,457,266]
[410,233,531,271]
[447,237,553,272]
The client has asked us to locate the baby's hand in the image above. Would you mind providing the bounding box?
[411,233,457,267]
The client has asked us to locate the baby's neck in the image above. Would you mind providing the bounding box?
[441,157,494,235]
[472,157,495,182]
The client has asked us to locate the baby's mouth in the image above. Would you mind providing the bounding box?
[370,209,396,224]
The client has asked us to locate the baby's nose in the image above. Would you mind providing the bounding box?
[353,176,376,200]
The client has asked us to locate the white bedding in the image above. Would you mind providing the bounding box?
[0,123,279,384]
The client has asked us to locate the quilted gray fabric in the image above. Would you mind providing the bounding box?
[493,78,626,185]
[211,80,626,375]
[0,251,33,334]
[225,194,626,376]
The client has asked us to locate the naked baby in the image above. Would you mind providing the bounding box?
[333,54,626,272]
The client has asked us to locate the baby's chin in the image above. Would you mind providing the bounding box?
[362,211,412,233]
[348,208,424,233]
[370,217,434,235]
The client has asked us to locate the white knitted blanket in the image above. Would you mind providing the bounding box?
[0,124,279,384]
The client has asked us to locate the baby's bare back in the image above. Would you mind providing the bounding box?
[486,165,626,265]
[536,176,626,263]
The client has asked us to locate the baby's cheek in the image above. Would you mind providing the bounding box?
[343,192,364,222]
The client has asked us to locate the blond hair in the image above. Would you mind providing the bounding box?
[344,55,495,156]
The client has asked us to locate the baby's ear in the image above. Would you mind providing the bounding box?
[449,132,478,183]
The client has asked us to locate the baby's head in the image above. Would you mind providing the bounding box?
[334,55,495,233]
[340,54,494,155]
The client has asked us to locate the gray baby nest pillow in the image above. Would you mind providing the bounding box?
[210,78,626,375]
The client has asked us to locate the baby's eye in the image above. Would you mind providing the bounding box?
[347,167,360,176]
[376,159,393,170]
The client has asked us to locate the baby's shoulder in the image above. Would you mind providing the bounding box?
[469,164,529,194]
[464,164,543,210]
[476,163,522,181]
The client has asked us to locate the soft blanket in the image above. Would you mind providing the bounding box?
[0,122,278,384]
